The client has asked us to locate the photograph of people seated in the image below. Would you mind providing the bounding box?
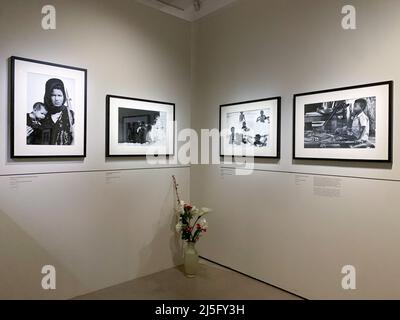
[118,108,167,146]
[304,97,376,149]
[227,108,271,148]
[26,78,75,146]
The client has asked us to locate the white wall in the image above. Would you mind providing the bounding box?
[192,0,400,299]
[0,0,191,299]
[0,168,189,299]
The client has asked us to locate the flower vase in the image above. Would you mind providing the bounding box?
[184,242,199,277]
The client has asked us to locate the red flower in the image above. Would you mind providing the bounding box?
[196,224,201,229]
[184,204,193,211]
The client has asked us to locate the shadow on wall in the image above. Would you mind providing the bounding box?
[0,210,86,300]
[136,181,183,279]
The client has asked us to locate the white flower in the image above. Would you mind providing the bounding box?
[176,201,186,216]
[191,206,200,215]
[199,207,212,217]
[198,217,208,229]
[175,223,183,233]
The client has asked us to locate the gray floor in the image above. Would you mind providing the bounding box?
[75,260,301,300]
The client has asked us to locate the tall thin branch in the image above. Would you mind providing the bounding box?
[172,175,181,205]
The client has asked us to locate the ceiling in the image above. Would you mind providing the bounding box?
[136,0,237,22]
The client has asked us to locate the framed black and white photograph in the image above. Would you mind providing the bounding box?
[220,97,281,158]
[106,95,175,157]
[293,81,392,162]
[11,56,87,158]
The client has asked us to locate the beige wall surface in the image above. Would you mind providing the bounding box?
[0,0,191,299]
[192,0,400,299]
[0,167,189,299]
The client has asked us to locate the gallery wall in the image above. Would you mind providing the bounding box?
[192,0,400,299]
[0,0,191,299]
[2,0,400,301]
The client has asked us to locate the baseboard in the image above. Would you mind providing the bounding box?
[199,256,307,300]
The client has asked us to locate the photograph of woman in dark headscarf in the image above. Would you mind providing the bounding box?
[26,78,75,145]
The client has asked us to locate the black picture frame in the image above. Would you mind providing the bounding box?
[106,95,176,157]
[10,56,87,159]
[293,81,393,163]
[219,97,281,159]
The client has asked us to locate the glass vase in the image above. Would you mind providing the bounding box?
[184,242,199,277]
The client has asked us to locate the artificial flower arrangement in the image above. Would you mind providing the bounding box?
[172,175,211,243]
